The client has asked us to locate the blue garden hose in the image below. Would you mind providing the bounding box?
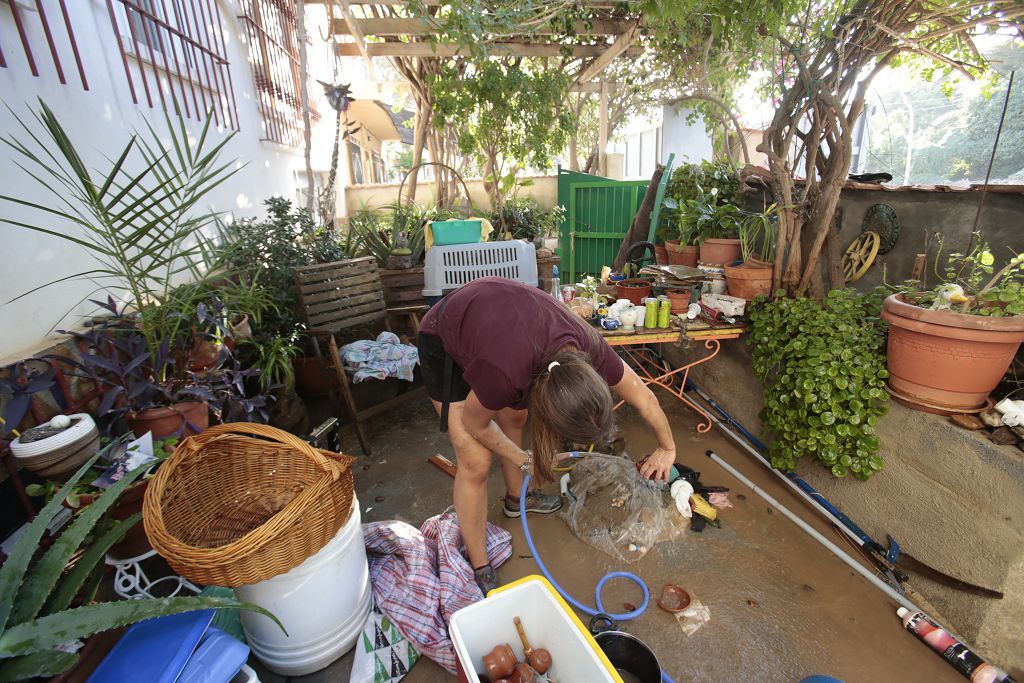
[519,475,676,683]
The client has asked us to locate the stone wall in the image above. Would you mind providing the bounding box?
[834,186,1024,290]
[665,339,1024,673]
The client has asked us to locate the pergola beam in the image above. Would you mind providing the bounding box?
[576,21,641,84]
[334,0,379,80]
[334,42,641,58]
[330,17,635,36]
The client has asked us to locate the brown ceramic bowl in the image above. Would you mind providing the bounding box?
[657,584,691,613]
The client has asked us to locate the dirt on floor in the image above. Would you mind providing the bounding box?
[252,394,963,683]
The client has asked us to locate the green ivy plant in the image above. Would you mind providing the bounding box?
[749,288,890,480]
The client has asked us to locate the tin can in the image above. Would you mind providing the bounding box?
[644,298,659,328]
[657,298,672,328]
[561,285,575,302]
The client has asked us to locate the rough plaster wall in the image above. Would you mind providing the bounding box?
[835,189,1024,291]
[666,340,1024,672]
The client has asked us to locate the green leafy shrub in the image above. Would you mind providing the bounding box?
[490,197,565,241]
[214,198,347,337]
[749,288,890,480]
[659,161,741,244]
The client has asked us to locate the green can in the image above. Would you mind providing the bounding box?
[657,297,672,328]
[644,298,659,328]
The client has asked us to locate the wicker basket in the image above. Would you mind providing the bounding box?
[143,423,356,587]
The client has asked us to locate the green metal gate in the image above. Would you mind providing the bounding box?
[556,155,674,284]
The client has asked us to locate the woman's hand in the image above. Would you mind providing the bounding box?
[640,447,676,481]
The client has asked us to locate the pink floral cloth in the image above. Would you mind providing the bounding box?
[363,510,513,673]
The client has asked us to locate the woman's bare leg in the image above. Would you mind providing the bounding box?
[494,407,528,498]
[432,399,492,569]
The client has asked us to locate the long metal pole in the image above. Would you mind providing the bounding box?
[706,449,919,612]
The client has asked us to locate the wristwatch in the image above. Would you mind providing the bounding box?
[519,449,533,474]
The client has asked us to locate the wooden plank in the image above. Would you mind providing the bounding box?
[315,309,389,334]
[385,289,427,303]
[305,291,384,317]
[331,17,634,36]
[334,43,639,58]
[575,21,641,84]
[301,280,383,305]
[296,256,377,274]
[308,296,387,326]
[296,261,377,280]
[334,0,379,80]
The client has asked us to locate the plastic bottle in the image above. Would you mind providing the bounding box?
[897,608,1016,683]
[550,265,563,302]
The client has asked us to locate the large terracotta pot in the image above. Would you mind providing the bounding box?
[881,294,1024,412]
[725,260,774,300]
[128,401,208,439]
[615,279,653,305]
[667,242,699,267]
[698,238,741,266]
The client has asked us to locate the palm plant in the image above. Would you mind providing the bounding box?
[242,334,301,391]
[0,454,280,680]
[1,100,240,361]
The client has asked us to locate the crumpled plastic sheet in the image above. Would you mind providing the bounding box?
[560,452,685,562]
[675,595,711,636]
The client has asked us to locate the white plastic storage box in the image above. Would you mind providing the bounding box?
[423,240,538,297]
[449,575,620,683]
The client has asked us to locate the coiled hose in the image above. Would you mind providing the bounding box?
[519,475,675,683]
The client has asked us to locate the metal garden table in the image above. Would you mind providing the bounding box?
[601,327,743,433]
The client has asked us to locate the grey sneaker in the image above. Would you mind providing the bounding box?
[503,490,563,518]
[474,564,499,596]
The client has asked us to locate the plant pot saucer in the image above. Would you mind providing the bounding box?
[885,384,995,416]
[656,584,691,613]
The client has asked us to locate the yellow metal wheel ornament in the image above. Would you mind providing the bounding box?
[843,231,880,283]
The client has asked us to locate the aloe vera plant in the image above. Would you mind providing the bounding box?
[0,455,282,681]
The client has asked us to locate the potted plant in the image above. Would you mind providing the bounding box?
[615,278,654,305]
[664,162,742,267]
[882,235,1024,413]
[725,204,779,300]
[241,335,308,434]
[66,299,272,439]
[0,454,278,680]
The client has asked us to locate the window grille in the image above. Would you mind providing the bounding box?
[0,0,88,88]
[237,0,317,148]
[105,0,239,129]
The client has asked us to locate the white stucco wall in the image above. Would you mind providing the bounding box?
[661,103,714,165]
[0,0,334,361]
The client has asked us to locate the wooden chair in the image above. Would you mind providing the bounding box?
[294,257,426,455]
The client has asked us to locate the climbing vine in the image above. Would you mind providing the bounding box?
[749,288,890,480]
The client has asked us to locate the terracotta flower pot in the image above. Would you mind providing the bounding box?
[294,356,338,398]
[128,401,208,439]
[724,261,774,300]
[655,244,669,266]
[698,238,741,266]
[666,289,692,313]
[615,278,653,305]
[881,294,1024,412]
[667,242,699,267]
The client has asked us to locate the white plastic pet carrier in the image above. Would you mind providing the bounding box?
[422,240,538,297]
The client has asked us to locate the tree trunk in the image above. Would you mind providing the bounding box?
[406,102,427,206]
[296,0,314,216]
[612,164,664,271]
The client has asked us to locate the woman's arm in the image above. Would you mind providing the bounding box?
[611,360,676,480]
[460,391,532,470]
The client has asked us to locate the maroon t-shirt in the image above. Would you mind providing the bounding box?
[420,277,624,411]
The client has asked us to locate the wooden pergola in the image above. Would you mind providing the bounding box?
[312,0,643,177]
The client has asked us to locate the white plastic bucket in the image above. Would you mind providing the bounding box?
[450,575,620,683]
[236,498,371,676]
